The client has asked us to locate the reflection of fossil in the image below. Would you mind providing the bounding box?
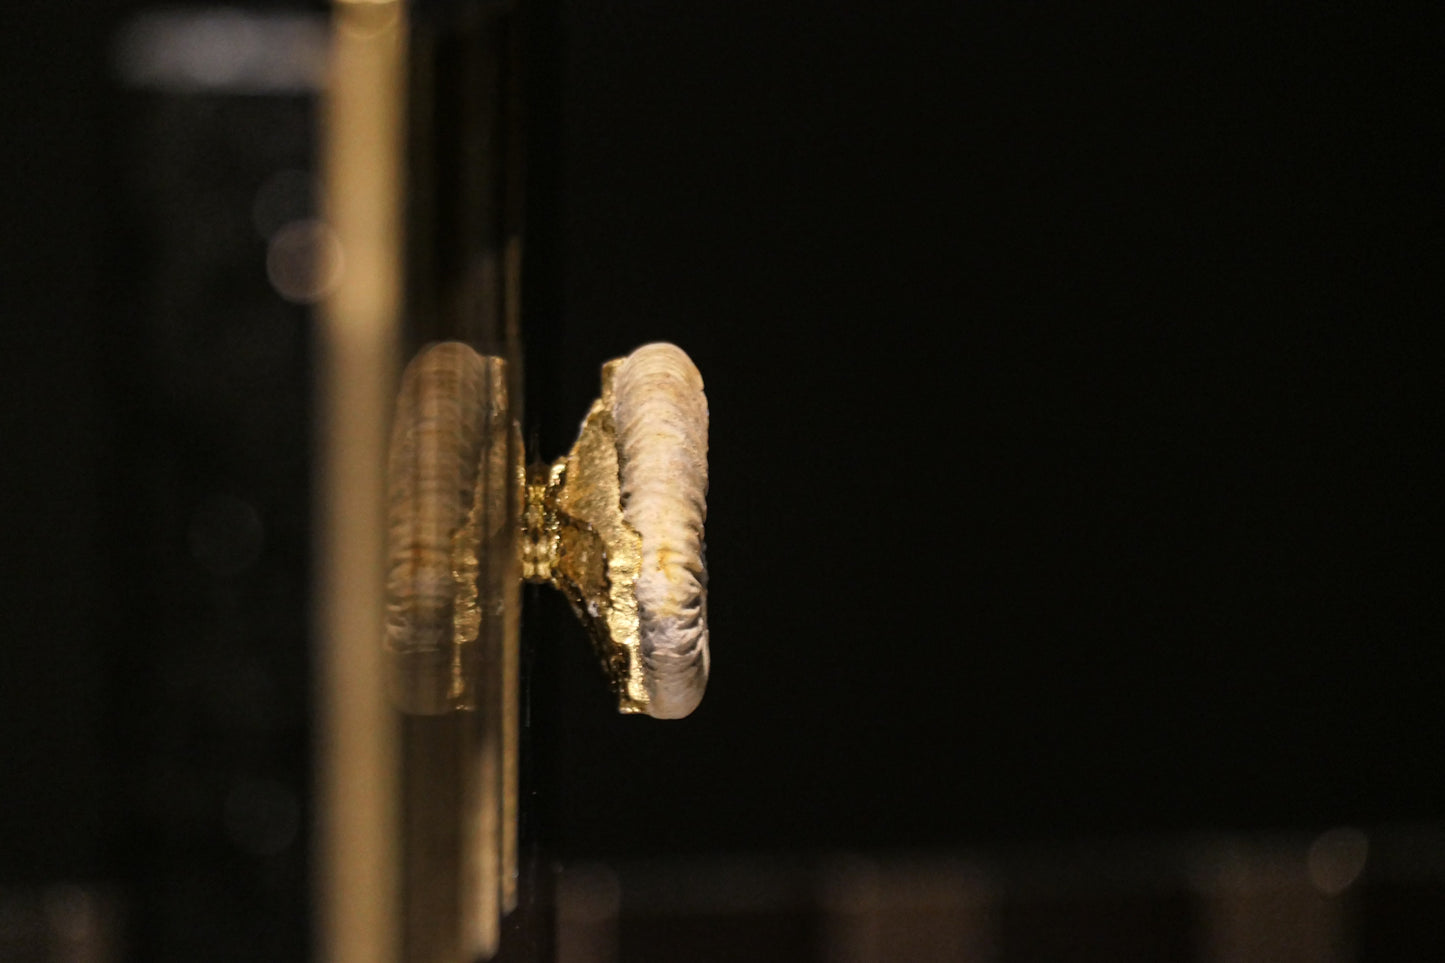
[386,341,710,720]
[384,342,511,715]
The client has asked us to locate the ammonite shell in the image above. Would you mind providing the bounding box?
[612,343,710,719]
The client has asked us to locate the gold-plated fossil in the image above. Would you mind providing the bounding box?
[523,344,710,718]
[523,361,649,707]
[387,341,710,720]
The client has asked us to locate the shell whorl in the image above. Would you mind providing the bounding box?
[611,343,710,719]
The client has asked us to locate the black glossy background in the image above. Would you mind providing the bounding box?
[2,0,1440,955]
[535,3,1442,856]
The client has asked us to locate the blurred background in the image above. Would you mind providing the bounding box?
[1,1,1440,960]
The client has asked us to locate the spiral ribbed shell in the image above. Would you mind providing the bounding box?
[611,343,710,719]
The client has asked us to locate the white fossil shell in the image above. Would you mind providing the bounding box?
[612,343,710,719]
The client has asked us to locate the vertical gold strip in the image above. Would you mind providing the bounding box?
[316,3,407,962]
[500,237,524,914]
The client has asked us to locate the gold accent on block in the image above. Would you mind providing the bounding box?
[501,420,524,915]
[524,361,650,714]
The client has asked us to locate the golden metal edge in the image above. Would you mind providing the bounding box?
[501,420,524,914]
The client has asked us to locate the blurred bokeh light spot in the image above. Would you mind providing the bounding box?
[266,218,343,304]
[1307,827,1369,895]
[43,885,96,945]
[557,863,621,963]
[336,0,403,42]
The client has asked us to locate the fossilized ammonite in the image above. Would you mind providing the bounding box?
[385,339,710,720]
[527,342,711,719]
